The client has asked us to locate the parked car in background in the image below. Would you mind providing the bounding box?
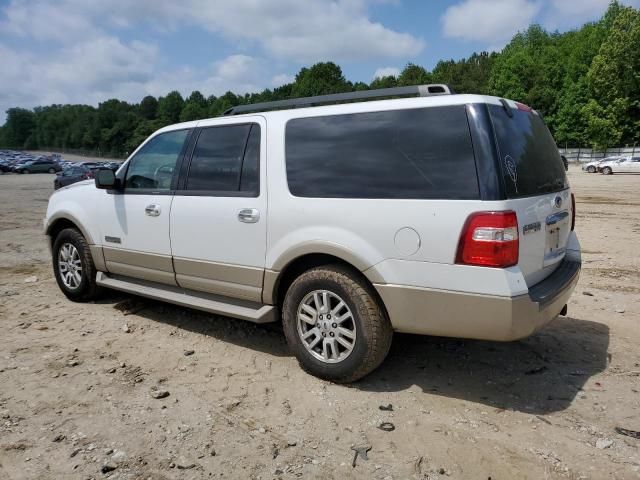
[14,159,62,174]
[582,156,621,173]
[54,165,95,190]
[77,161,100,169]
[599,156,640,174]
[0,160,13,173]
[10,159,34,172]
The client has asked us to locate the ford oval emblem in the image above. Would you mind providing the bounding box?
[554,196,563,208]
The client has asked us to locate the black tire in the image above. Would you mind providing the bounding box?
[21,169,28,174]
[48,168,56,173]
[282,264,392,383]
[52,228,101,302]
[602,167,612,175]
[587,166,596,173]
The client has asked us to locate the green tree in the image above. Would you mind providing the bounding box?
[291,62,351,97]
[139,96,158,120]
[397,63,431,86]
[587,6,640,144]
[432,52,497,93]
[370,75,398,89]
[180,90,208,122]
[2,108,36,148]
[581,99,624,149]
[157,91,184,124]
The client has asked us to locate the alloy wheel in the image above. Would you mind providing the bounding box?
[296,290,357,363]
[58,242,83,289]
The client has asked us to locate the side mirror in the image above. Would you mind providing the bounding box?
[94,168,119,190]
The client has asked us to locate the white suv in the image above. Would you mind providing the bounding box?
[45,85,581,382]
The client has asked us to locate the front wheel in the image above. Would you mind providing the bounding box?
[602,167,612,175]
[282,265,392,383]
[52,228,101,302]
[587,166,596,173]
[21,169,29,174]
[48,168,56,173]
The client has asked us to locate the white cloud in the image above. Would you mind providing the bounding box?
[270,73,295,87]
[147,0,424,62]
[0,0,425,122]
[442,0,541,46]
[373,67,400,79]
[0,36,263,123]
[544,0,640,29]
[1,0,424,62]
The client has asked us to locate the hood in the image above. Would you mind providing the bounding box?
[54,179,94,194]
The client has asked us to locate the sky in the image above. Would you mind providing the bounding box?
[1,0,638,123]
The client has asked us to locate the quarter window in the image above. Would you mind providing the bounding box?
[124,129,188,191]
[185,124,260,195]
[285,106,479,199]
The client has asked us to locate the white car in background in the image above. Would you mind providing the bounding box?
[599,156,640,175]
[582,156,621,173]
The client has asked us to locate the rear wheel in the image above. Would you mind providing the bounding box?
[48,167,56,173]
[282,265,392,383]
[21,169,29,174]
[602,166,612,175]
[587,166,596,173]
[52,228,101,302]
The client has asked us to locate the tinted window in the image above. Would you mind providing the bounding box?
[285,106,479,199]
[186,124,259,195]
[489,104,568,198]
[240,125,260,193]
[125,129,188,191]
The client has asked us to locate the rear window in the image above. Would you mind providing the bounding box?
[285,106,479,199]
[489,104,567,198]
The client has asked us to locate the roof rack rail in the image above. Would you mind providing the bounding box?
[222,84,454,116]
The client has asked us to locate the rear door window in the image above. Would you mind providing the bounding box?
[489,104,567,198]
[184,124,259,196]
[285,106,479,199]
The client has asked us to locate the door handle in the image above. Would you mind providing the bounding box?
[145,204,161,217]
[238,208,260,223]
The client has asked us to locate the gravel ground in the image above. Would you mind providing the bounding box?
[0,167,639,479]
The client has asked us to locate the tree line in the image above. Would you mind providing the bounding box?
[1,2,637,156]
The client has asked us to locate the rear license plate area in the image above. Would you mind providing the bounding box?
[544,211,570,266]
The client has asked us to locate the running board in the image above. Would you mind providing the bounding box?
[96,272,276,323]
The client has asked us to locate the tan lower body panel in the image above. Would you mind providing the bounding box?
[262,269,279,305]
[102,247,176,286]
[173,257,263,302]
[89,245,107,271]
[375,278,577,342]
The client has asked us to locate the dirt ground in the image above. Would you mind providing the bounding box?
[0,167,639,480]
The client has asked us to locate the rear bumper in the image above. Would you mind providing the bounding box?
[375,257,581,341]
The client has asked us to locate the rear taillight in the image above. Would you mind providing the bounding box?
[571,193,575,231]
[456,211,519,268]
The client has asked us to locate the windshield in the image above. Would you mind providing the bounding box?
[489,104,568,198]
